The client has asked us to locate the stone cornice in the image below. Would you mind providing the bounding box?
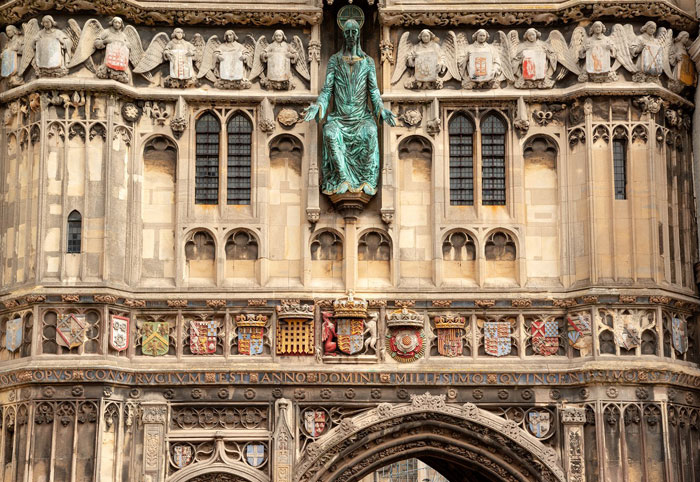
[0,78,693,109]
[1,365,699,389]
[378,0,697,31]
[0,0,322,27]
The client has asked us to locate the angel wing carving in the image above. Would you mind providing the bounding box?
[496,30,518,82]
[658,27,674,78]
[66,19,102,68]
[547,30,581,77]
[133,32,169,74]
[248,35,268,81]
[441,31,465,82]
[196,35,220,81]
[390,32,411,85]
[124,25,144,67]
[291,35,310,81]
[64,19,81,57]
[192,33,205,70]
[610,24,637,73]
[16,19,39,76]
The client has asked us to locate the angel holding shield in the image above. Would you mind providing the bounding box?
[514,28,557,88]
[31,16,72,77]
[1,25,27,85]
[197,30,253,89]
[163,28,197,87]
[392,29,461,89]
[461,29,502,89]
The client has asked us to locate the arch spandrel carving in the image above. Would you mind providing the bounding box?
[295,392,565,482]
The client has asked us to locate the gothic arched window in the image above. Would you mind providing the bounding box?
[195,113,220,204]
[481,114,507,205]
[227,113,253,205]
[67,210,82,253]
[448,113,474,205]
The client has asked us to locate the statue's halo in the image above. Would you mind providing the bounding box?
[337,5,365,30]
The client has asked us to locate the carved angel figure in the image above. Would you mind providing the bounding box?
[668,31,696,92]
[392,29,460,89]
[460,29,501,89]
[27,16,79,78]
[66,17,144,84]
[499,28,559,89]
[577,22,617,82]
[197,30,253,89]
[133,28,198,88]
[249,30,309,90]
[611,21,673,83]
[1,23,33,86]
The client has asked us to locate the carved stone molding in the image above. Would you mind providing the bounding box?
[378,1,696,30]
[0,1,323,27]
[295,393,565,482]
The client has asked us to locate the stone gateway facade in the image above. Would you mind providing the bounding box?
[0,0,699,481]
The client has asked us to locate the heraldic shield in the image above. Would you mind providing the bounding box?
[434,315,466,357]
[236,314,267,355]
[672,317,689,354]
[109,315,129,352]
[5,317,23,352]
[303,409,327,438]
[172,444,193,469]
[141,321,169,356]
[484,320,511,357]
[57,314,88,349]
[336,318,364,355]
[245,443,266,468]
[527,411,551,439]
[567,313,592,352]
[531,318,559,356]
[190,320,217,355]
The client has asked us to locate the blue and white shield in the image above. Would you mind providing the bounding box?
[5,317,22,352]
[527,411,550,439]
[672,317,688,355]
[238,326,264,355]
[245,443,266,467]
[484,321,511,357]
[1,50,17,78]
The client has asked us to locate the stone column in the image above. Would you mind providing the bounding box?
[688,38,700,285]
[561,406,586,482]
[140,403,168,482]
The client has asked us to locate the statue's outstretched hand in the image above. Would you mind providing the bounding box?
[303,103,324,122]
[380,107,396,127]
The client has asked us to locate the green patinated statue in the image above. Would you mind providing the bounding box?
[304,19,396,196]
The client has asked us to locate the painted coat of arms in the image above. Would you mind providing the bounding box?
[56,314,88,349]
[434,315,466,357]
[189,320,217,355]
[336,318,364,355]
[531,317,559,356]
[172,444,193,469]
[109,315,129,352]
[567,312,592,355]
[484,320,511,357]
[303,409,327,437]
[141,321,169,356]
[527,411,551,438]
[105,42,129,71]
[388,329,425,362]
[236,314,267,355]
[672,316,688,355]
[245,443,266,467]
[5,317,23,352]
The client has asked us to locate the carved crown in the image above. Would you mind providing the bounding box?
[433,315,466,329]
[386,308,424,328]
[235,314,268,327]
[276,302,314,320]
[333,293,368,318]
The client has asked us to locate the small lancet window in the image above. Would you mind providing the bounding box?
[613,139,627,200]
[67,211,82,253]
[481,114,507,205]
[448,113,474,206]
[227,113,253,205]
[195,113,220,205]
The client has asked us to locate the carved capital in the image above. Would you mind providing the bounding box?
[561,407,587,424]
